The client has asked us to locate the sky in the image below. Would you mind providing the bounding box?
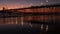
[0,0,60,10]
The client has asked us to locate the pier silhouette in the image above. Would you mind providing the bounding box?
[0,4,60,34]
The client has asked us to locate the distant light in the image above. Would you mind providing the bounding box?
[40,3,44,5]
[46,0,48,2]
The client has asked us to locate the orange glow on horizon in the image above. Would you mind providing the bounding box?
[0,6,24,10]
[0,4,32,10]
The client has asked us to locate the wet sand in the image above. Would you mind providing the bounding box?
[0,24,60,34]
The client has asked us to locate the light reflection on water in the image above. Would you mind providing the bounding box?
[0,15,60,24]
[40,24,49,32]
[0,16,49,32]
[41,24,43,30]
[21,17,24,26]
[22,23,49,32]
[46,25,48,31]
